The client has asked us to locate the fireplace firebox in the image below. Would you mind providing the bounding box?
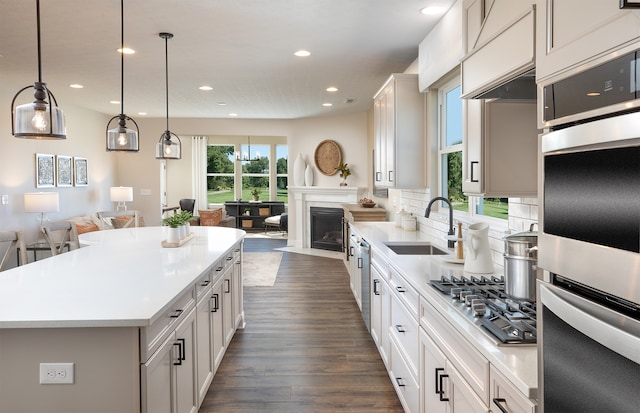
[310,207,344,251]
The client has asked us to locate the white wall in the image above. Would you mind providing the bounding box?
[0,90,116,249]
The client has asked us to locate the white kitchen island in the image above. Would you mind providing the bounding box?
[0,226,245,413]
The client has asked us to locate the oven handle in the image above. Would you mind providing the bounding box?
[540,282,640,364]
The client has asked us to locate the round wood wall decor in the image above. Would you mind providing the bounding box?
[314,140,342,176]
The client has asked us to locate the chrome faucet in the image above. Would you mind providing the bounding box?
[425,196,455,248]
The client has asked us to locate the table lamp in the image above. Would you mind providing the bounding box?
[110,186,133,211]
[24,192,59,242]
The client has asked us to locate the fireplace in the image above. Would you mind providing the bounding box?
[310,207,344,251]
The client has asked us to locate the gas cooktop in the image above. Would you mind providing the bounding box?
[430,275,537,346]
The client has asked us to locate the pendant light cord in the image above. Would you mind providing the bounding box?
[164,34,169,132]
[120,0,125,116]
[36,0,42,83]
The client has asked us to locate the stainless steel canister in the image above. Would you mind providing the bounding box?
[503,224,538,301]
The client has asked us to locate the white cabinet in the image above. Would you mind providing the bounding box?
[141,307,198,413]
[231,246,244,329]
[195,272,214,406]
[462,99,538,197]
[371,246,392,367]
[210,275,226,371]
[490,366,537,413]
[373,73,426,189]
[536,0,640,82]
[348,230,362,310]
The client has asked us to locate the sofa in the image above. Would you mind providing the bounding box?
[191,208,235,228]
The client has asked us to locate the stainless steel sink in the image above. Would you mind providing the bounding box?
[383,241,449,255]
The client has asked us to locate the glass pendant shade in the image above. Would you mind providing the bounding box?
[156,131,181,160]
[106,114,139,151]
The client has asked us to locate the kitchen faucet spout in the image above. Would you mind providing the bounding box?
[425,196,455,248]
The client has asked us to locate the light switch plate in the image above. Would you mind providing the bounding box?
[1,195,7,205]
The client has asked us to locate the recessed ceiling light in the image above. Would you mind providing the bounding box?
[326,87,338,92]
[217,102,227,106]
[420,6,446,15]
[69,84,84,89]
[322,103,333,107]
[117,47,135,54]
[138,112,147,115]
[199,86,213,91]
[110,100,120,105]
[294,50,311,57]
[229,113,238,117]
[586,92,600,97]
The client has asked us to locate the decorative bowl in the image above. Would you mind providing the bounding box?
[360,201,376,208]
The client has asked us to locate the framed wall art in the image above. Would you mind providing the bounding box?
[74,157,88,186]
[56,155,73,187]
[35,153,55,188]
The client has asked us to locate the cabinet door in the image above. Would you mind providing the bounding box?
[232,246,243,329]
[380,272,392,367]
[384,85,396,186]
[141,332,175,413]
[174,308,198,413]
[447,361,489,413]
[537,0,640,82]
[420,328,448,413]
[370,264,383,347]
[462,99,483,195]
[195,291,214,406]
[490,365,537,413]
[211,276,225,371]
[223,265,235,346]
[374,96,385,185]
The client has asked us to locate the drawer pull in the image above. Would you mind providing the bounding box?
[173,338,185,365]
[395,377,405,387]
[169,309,183,318]
[396,286,406,293]
[493,398,508,413]
[373,279,380,295]
[438,372,450,402]
[216,266,223,272]
[225,279,231,293]
[211,293,220,312]
[226,256,233,261]
[200,279,210,287]
[395,324,406,333]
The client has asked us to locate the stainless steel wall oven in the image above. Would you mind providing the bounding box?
[539,48,640,412]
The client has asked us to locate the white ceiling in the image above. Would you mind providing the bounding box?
[1,0,455,120]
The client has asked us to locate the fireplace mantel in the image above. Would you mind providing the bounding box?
[289,186,366,248]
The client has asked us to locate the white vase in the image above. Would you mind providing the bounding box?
[179,224,187,240]
[304,164,314,186]
[167,227,180,243]
[293,153,306,186]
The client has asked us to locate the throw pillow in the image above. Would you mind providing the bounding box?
[75,223,99,234]
[111,216,134,229]
[199,209,222,226]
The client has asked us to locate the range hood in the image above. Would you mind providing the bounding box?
[472,69,536,100]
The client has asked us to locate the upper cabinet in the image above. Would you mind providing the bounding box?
[536,0,640,83]
[461,0,536,98]
[463,99,538,197]
[373,74,426,189]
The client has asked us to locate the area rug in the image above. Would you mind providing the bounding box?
[243,252,283,287]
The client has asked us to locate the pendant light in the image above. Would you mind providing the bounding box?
[235,136,261,162]
[10,0,66,140]
[155,32,182,160]
[106,0,139,152]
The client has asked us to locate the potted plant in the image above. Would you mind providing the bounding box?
[337,162,351,186]
[251,188,260,201]
[162,214,182,243]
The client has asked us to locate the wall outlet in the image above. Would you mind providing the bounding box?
[39,363,74,384]
[1,195,7,205]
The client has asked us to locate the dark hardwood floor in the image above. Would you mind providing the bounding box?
[200,238,404,412]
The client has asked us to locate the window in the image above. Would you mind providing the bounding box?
[206,142,288,204]
[437,82,507,221]
[439,82,467,212]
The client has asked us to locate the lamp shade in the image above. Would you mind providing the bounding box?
[24,192,59,213]
[110,186,133,203]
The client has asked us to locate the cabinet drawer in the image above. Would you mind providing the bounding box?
[195,270,212,301]
[390,293,419,377]
[490,365,537,413]
[389,267,419,320]
[370,247,389,279]
[390,336,420,413]
[140,290,195,362]
[420,297,489,404]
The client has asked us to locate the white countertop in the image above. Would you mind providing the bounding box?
[0,226,245,329]
[351,222,538,400]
